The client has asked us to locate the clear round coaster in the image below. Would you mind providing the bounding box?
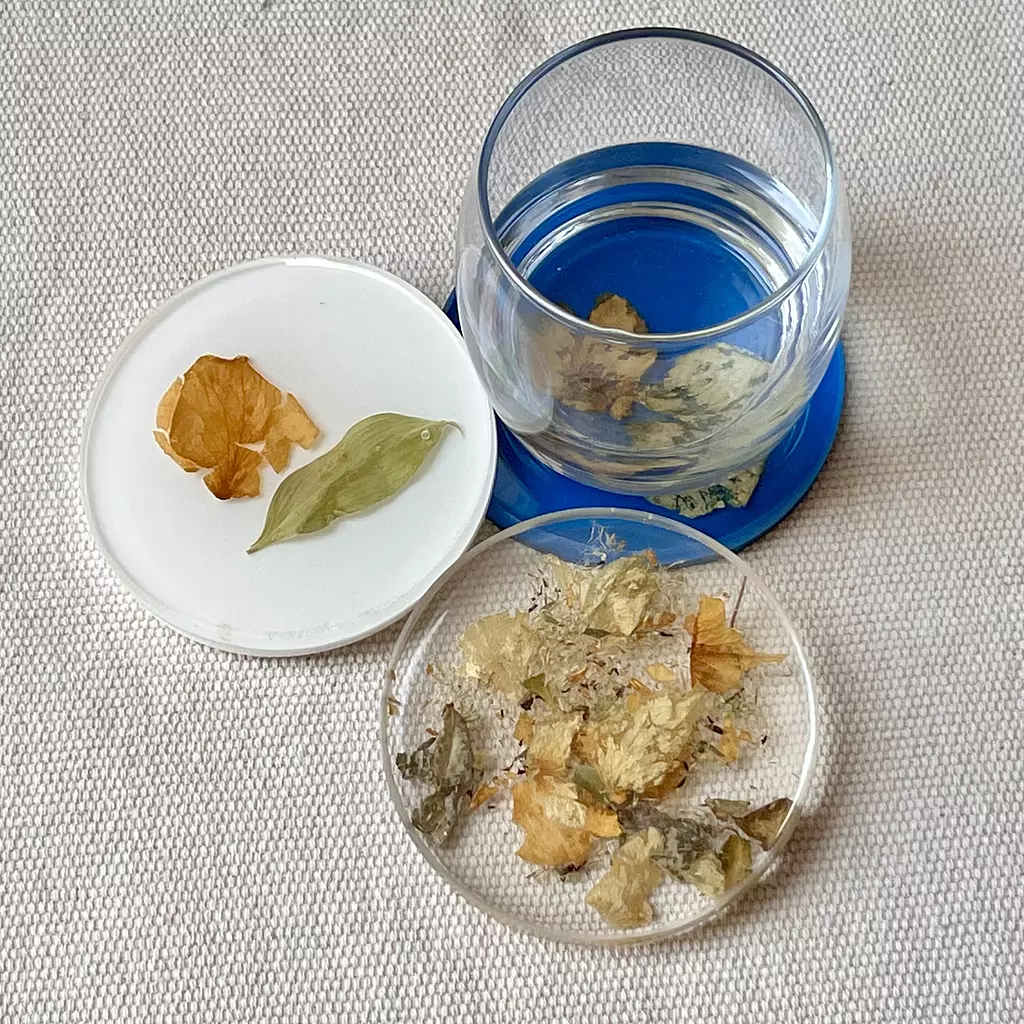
[381,508,817,946]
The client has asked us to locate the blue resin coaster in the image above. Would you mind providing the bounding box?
[443,293,844,557]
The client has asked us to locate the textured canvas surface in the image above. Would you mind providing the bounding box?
[2,1,1022,1021]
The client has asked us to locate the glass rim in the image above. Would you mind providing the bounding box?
[476,27,839,345]
[380,506,819,947]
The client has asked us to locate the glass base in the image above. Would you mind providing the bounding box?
[444,292,845,555]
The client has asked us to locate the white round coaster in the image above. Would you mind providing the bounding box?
[82,257,497,655]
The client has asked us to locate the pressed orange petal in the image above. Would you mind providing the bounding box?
[203,446,264,500]
[157,354,319,501]
[155,377,183,433]
[154,430,201,472]
[263,393,320,473]
[169,355,281,466]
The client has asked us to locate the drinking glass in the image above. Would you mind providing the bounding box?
[456,29,851,495]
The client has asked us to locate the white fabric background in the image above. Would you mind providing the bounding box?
[2,1,1022,1020]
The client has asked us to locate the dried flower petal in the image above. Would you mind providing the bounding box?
[460,611,541,697]
[649,463,764,519]
[469,778,503,811]
[576,687,705,798]
[578,555,660,636]
[645,663,676,684]
[512,711,534,745]
[716,714,754,763]
[526,712,583,777]
[656,343,769,417]
[534,294,654,417]
[203,445,264,500]
[588,293,648,334]
[262,393,320,472]
[154,355,319,499]
[586,827,664,929]
[720,833,753,889]
[685,595,785,694]
[512,776,620,869]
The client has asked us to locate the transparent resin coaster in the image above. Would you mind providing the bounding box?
[381,509,816,946]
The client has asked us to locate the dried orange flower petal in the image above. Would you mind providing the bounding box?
[154,354,319,500]
[263,393,320,473]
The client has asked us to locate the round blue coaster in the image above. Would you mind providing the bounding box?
[443,293,844,554]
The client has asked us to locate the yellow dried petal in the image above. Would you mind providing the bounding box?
[685,595,785,694]
[459,611,541,697]
[155,377,182,434]
[511,776,619,869]
[153,429,201,472]
[584,805,622,838]
[512,712,534,746]
[645,663,676,684]
[586,827,664,929]
[716,714,753,763]
[526,712,582,777]
[641,760,689,801]
[534,297,655,416]
[578,688,705,797]
[469,778,502,811]
[578,555,660,636]
[589,293,648,333]
[170,355,281,465]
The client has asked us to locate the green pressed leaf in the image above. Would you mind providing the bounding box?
[432,704,474,792]
[397,703,475,846]
[618,804,718,878]
[248,412,457,553]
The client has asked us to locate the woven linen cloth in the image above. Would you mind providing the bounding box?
[2,1,1022,1020]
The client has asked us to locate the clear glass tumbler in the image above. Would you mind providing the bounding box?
[456,29,851,495]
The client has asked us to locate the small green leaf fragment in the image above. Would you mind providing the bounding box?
[682,849,726,898]
[733,797,793,849]
[522,672,556,707]
[572,764,611,804]
[720,833,753,890]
